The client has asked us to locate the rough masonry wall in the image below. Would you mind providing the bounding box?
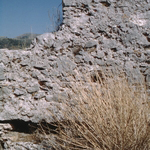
[0,0,150,122]
[33,0,150,94]
[0,0,150,149]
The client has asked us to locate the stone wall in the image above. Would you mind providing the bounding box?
[0,0,150,149]
[31,0,150,98]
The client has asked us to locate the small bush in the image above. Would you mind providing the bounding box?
[36,73,150,150]
[0,38,31,49]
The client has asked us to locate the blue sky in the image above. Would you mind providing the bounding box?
[0,0,62,38]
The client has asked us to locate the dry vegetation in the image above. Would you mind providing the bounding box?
[35,73,150,150]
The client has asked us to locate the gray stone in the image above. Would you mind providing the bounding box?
[33,33,55,48]
[0,101,4,112]
[45,82,53,89]
[85,40,97,48]
[63,0,76,7]
[20,60,29,66]
[6,73,16,81]
[27,85,39,93]
[34,91,45,100]
[45,95,53,102]
[95,59,106,66]
[144,68,150,75]
[31,70,40,79]
[0,87,9,100]
[146,74,150,85]
[0,68,5,81]
[48,55,57,61]
[0,123,13,130]
[46,92,68,102]
[146,50,150,55]
[0,74,5,81]
[57,56,76,74]
[40,70,49,77]
[2,87,9,95]
[0,96,3,101]
[75,55,84,63]
[0,88,3,97]
[14,89,26,96]
[83,53,94,64]
[97,51,105,59]
[34,64,46,70]
[106,59,116,66]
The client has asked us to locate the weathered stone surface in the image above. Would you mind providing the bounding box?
[0,66,5,81]
[45,95,53,102]
[0,0,150,148]
[0,123,13,131]
[85,40,97,48]
[57,56,77,74]
[34,64,46,70]
[34,91,45,100]
[0,101,4,112]
[63,0,77,6]
[26,84,39,93]
[146,74,150,86]
[0,0,149,124]
[14,89,26,96]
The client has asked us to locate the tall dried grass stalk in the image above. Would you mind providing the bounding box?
[37,74,150,150]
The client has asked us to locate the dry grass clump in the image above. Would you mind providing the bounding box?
[36,74,150,150]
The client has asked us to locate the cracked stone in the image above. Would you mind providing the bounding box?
[27,85,39,93]
[14,89,26,96]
